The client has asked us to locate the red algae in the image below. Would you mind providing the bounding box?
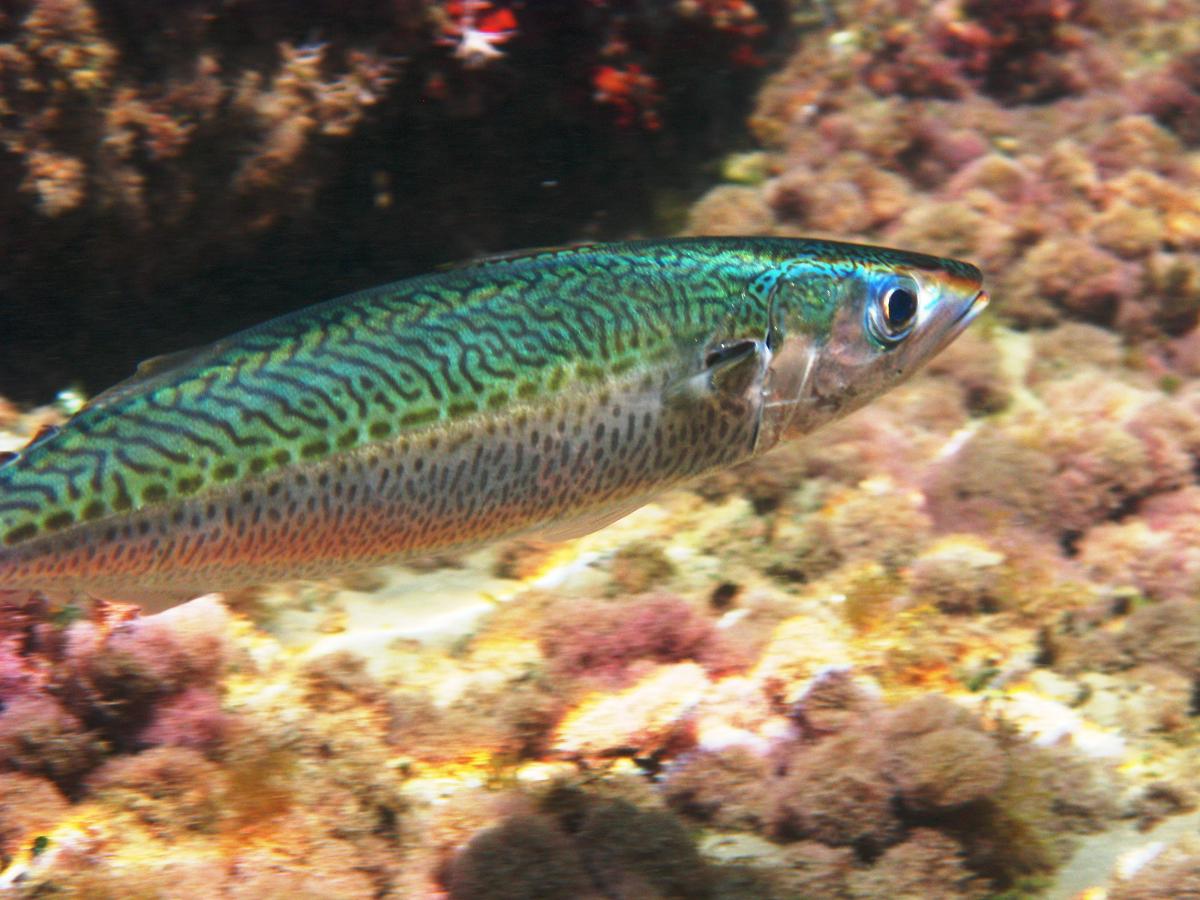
[538,594,729,686]
[695,0,1200,344]
[138,686,234,757]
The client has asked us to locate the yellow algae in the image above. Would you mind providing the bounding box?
[412,749,501,783]
[515,761,577,785]
[519,541,589,587]
[835,561,902,633]
[468,633,542,664]
[720,150,770,185]
[398,763,492,805]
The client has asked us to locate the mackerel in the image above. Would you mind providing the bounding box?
[0,237,986,609]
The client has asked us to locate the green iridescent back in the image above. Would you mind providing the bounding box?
[1,237,963,547]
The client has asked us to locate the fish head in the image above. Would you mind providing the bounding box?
[755,247,988,449]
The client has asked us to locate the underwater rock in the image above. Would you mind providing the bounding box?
[1108,837,1200,899]
[2,2,1200,895]
[138,686,235,756]
[84,746,228,835]
[1079,484,1200,602]
[1111,664,1196,736]
[890,727,1008,812]
[846,828,986,900]
[686,184,777,236]
[491,539,557,581]
[1118,598,1200,676]
[1026,323,1126,384]
[445,813,596,900]
[1139,48,1200,145]
[771,476,932,585]
[2,0,792,401]
[609,543,678,595]
[664,746,775,831]
[574,799,712,899]
[924,422,1060,536]
[445,793,713,900]
[881,696,1021,820]
[923,328,1012,415]
[1007,237,1136,325]
[0,695,100,784]
[705,0,1200,345]
[1130,780,1198,832]
[910,536,1008,615]
[65,595,231,703]
[551,662,708,759]
[790,667,880,739]
[771,727,902,850]
[0,772,69,865]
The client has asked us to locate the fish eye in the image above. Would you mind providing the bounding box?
[866,278,920,348]
[884,287,917,330]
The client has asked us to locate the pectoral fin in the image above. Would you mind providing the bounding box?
[666,338,766,407]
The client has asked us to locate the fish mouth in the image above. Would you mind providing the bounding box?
[958,289,989,324]
[935,288,988,351]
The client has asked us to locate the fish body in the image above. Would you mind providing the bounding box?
[0,238,986,608]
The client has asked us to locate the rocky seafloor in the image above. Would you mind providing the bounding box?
[3,0,1200,898]
[10,321,1200,899]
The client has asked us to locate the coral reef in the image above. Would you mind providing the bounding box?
[663,746,774,831]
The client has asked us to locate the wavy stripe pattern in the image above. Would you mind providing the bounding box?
[0,237,981,601]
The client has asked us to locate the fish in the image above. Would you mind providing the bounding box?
[0,237,987,610]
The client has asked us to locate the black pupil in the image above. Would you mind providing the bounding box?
[886,288,917,329]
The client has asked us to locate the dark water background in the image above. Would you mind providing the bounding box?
[0,0,795,403]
